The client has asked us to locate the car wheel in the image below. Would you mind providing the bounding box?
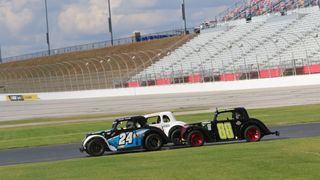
[87,139,106,156]
[145,134,163,151]
[244,125,262,142]
[171,129,183,145]
[187,130,204,147]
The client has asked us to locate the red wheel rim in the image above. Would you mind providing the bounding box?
[246,127,261,141]
[190,133,203,146]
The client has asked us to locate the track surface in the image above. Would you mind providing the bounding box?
[1,123,319,166]
[1,85,320,121]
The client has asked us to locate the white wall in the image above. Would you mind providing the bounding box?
[1,74,320,101]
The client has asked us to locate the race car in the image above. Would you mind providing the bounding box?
[180,107,279,146]
[144,112,186,145]
[80,116,169,156]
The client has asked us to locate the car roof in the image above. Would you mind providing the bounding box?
[114,116,147,125]
[144,112,172,118]
[216,107,245,113]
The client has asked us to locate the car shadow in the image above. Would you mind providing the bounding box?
[85,136,287,158]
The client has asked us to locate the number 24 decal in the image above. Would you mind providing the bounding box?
[119,132,134,145]
[217,122,235,140]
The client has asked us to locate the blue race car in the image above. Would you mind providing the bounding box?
[80,116,169,156]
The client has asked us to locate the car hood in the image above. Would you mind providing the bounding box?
[86,129,112,136]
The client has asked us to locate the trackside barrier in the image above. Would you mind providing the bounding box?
[220,73,237,81]
[1,73,320,101]
[259,69,281,78]
[304,64,320,74]
[156,78,173,85]
[128,81,140,88]
[188,74,202,83]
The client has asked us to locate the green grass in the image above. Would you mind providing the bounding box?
[0,113,128,126]
[178,104,320,125]
[0,136,319,180]
[0,107,207,126]
[0,104,320,150]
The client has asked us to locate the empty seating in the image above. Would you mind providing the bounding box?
[133,6,320,82]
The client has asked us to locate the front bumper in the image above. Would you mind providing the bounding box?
[79,146,85,153]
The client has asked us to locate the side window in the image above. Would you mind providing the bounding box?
[147,116,161,124]
[116,121,126,130]
[163,115,171,123]
[216,112,233,121]
[233,112,243,121]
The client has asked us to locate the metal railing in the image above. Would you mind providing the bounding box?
[2,28,192,63]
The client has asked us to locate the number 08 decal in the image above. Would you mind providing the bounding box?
[217,122,235,140]
[119,132,134,145]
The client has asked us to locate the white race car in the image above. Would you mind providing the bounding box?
[144,112,186,145]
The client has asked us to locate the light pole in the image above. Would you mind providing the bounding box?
[182,0,187,34]
[0,44,2,63]
[44,0,51,55]
[107,0,114,46]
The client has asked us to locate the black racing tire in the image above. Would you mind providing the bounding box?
[86,139,106,156]
[244,125,262,142]
[187,130,204,147]
[171,128,183,146]
[144,133,163,151]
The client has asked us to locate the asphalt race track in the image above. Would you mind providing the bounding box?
[0,122,319,166]
[1,85,320,121]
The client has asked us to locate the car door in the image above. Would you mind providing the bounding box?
[161,115,172,136]
[212,112,237,141]
[107,121,140,150]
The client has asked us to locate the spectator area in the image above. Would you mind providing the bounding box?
[1,1,320,93]
[0,35,194,93]
[132,6,320,85]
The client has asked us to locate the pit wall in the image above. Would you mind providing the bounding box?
[1,74,320,102]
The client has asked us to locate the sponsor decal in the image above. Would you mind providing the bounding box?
[6,94,39,102]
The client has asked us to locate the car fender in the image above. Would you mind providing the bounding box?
[240,118,272,138]
[183,125,213,142]
[168,125,184,138]
[83,135,116,152]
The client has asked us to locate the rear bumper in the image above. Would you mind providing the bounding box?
[271,131,280,136]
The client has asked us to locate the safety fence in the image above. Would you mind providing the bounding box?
[0,52,319,93]
[2,28,194,63]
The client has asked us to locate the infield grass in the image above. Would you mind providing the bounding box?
[0,136,319,180]
[0,104,319,150]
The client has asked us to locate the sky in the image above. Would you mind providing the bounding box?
[0,0,238,58]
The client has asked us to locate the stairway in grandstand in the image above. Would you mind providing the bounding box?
[131,6,320,82]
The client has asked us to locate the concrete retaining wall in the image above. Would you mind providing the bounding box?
[1,74,320,101]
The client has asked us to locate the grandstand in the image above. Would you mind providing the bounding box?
[0,35,194,93]
[1,1,320,93]
[132,5,320,83]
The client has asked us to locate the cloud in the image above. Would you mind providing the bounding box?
[114,0,158,9]
[58,0,107,34]
[0,0,36,33]
[1,0,236,58]
[57,0,163,35]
